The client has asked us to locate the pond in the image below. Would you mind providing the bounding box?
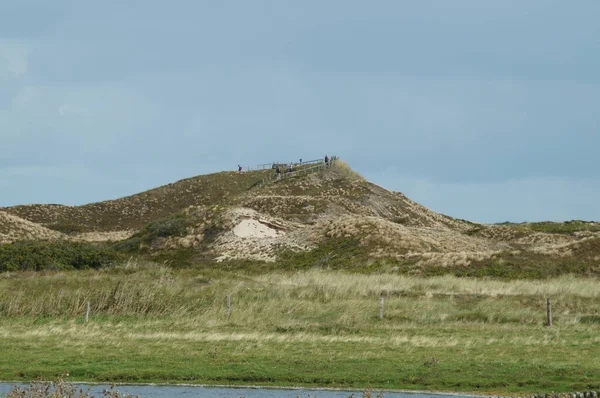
[0,382,472,398]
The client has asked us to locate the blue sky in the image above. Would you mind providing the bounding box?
[1,1,599,223]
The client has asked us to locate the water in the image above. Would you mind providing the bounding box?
[0,382,468,397]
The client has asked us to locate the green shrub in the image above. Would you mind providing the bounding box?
[501,220,600,235]
[112,236,142,253]
[277,237,365,270]
[114,214,190,254]
[141,215,188,242]
[0,241,124,272]
[580,315,600,324]
[450,311,490,323]
[46,222,85,235]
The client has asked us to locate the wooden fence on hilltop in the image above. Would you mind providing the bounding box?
[244,156,338,187]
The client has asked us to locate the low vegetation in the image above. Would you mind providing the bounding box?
[3,170,271,233]
[0,241,123,272]
[1,261,599,393]
[2,233,600,279]
[4,377,135,398]
[498,220,600,235]
[112,213,191,254]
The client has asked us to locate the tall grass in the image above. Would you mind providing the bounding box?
[2,262,600,391]
[1,260,599,329]
[330,160,365,180]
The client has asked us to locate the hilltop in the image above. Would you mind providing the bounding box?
[2,159,600,277]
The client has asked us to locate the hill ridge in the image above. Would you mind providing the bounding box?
[2,160,600,274]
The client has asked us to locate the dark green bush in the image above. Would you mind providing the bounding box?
[450,311,490,323]
[112,236,142,253]
[580,315,600,324]
[500,220,600,235]
[112,214,191,254]
[0,241,124,272]
[120,214,189,249]
[46,222,85,235]
[142,215,188,241]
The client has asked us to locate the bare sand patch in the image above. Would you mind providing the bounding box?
[233,219,280,239]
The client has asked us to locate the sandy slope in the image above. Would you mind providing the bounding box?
[0,211,65,244]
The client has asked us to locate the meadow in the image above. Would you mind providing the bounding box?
[1,260,599,394]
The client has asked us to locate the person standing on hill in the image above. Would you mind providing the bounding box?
[276,165,281,180]
[238,165,243,173]
[324,155,329,167]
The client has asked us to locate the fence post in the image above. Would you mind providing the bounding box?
[546,298,552,327]
[379,297,384,320]
[85,302,90,323]
[226,295,231,317]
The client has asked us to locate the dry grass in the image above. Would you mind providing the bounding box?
[70,231,134,243]
[330,160,365,181]
[1,262,599,326]
[255,269,600,299]
[0,211,64,244]
[2,264,600,392]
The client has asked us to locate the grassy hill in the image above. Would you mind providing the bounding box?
[1,160,599,277]
[2,170,272,233]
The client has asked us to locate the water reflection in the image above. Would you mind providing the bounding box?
[0,383,468,398]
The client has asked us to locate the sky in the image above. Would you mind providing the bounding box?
[1,1,599,223]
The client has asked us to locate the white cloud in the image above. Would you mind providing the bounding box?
[58,103,92,117]
[0,40,29,78]
[11,86,37,107]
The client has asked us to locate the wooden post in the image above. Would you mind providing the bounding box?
[85,302,90,323]
[379,297,384,320]
[546,298,552,327]
[226,295,231,317]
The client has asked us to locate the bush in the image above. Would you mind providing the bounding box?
[141,215,188,242]
[46,222,85,235]
[114,215,190,253]
[450,311,490,323]
[0,241,124,272]
[503,220,600,235]
[580,315,600,324]
[111,214,192,255]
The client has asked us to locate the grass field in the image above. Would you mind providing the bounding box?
[1,261,599,394]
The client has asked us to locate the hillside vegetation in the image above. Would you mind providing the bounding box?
[2,170,271,232]
[1,160,599,277]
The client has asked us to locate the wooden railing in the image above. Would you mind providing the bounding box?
[249,156,338,187]
[244,162,276,171]
[243,158,325,172]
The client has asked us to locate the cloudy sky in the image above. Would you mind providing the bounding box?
[1,1,599,223]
